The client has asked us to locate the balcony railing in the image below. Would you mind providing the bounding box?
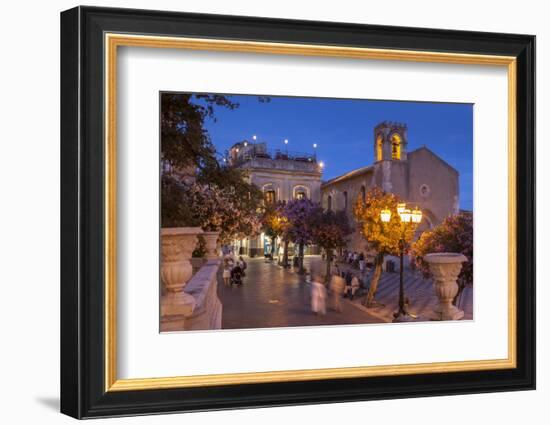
[231,147,317,166]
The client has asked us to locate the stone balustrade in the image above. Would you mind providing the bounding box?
[160,259,222,332]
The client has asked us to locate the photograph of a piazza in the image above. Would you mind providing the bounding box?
[160,92,473,332]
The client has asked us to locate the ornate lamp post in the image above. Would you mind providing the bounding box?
[380,203,422,321]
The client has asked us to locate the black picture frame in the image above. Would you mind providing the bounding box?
[61,5,535,419]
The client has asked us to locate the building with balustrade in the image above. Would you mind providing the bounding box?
[229,140,323,257]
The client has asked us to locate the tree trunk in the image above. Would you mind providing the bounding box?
[270,236,276,260]
[298,243,305,274]
[282,240,289,268]
[363,252,384,307]
[325,249,332,283]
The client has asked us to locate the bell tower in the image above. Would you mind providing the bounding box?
[373,121,408,162]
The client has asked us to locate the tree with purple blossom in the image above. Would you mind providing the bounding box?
[280,199,320,274]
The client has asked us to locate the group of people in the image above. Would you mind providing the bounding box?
[310,266,365,315]
[342,250,368,273]
[222,255,247,287]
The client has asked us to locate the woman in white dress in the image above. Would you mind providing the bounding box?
[310,273,327,315]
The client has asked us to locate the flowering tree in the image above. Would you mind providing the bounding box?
[411,212,473,304]
[310,209,353,280]
[280,199,320,273]
[163,180,262,245]
[353,187,415,306]
[261,202,285,260]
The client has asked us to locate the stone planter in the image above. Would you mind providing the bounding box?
[424,253,467,320]
[160,227,203,331]
[202,231,220,260]
[161,227,203,292]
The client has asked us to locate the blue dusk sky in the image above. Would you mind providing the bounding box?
[199,94,473,210]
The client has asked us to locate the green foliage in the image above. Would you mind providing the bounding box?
[160,175,200,228]
[161,93,238,170]
[192,234,207,258]
[353,186,415,256]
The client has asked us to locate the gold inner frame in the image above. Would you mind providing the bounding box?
[104,33,517,392]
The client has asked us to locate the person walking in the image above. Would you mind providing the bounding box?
[330,272,346,312]
[222,257,232,286]
[310,273,327,315]
[350,275,360,300]
[238,256,247,277]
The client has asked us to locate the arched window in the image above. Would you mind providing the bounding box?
[361,185,366,203]
[376,134,383,161]
[327,195,332,211]
[391,133,401,160]
[264,190,276,204]
[293,185,309,200]
[262,183,276,204]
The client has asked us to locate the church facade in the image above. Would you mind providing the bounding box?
[321,121,460,253]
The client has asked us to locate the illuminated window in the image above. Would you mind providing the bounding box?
[264,190,276,204]
[376,134,383,161]
[391,133,401,160]
[294,186,308,199]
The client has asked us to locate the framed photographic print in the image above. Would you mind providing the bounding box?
[60,6,536,419]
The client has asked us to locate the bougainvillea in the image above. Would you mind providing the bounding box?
[411,212,473,292]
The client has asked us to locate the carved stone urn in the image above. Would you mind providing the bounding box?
[160,227,203,331]
[160,227,203,292]
[202,231,221,260]
[424,253,467,320]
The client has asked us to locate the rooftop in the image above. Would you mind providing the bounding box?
[228,141,322,174]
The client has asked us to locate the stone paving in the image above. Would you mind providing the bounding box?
[217,255,473,329]
[316,257,474,323]
[217,256,384,330]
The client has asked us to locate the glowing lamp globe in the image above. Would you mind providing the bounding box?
[412,208,422,224]
[380,208,392,223]
[397,203,406,215]
[400,208,412,223]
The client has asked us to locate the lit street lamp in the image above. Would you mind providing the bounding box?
[380,204,422,321]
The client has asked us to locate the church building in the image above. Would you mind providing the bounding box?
[321,121,460,253]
